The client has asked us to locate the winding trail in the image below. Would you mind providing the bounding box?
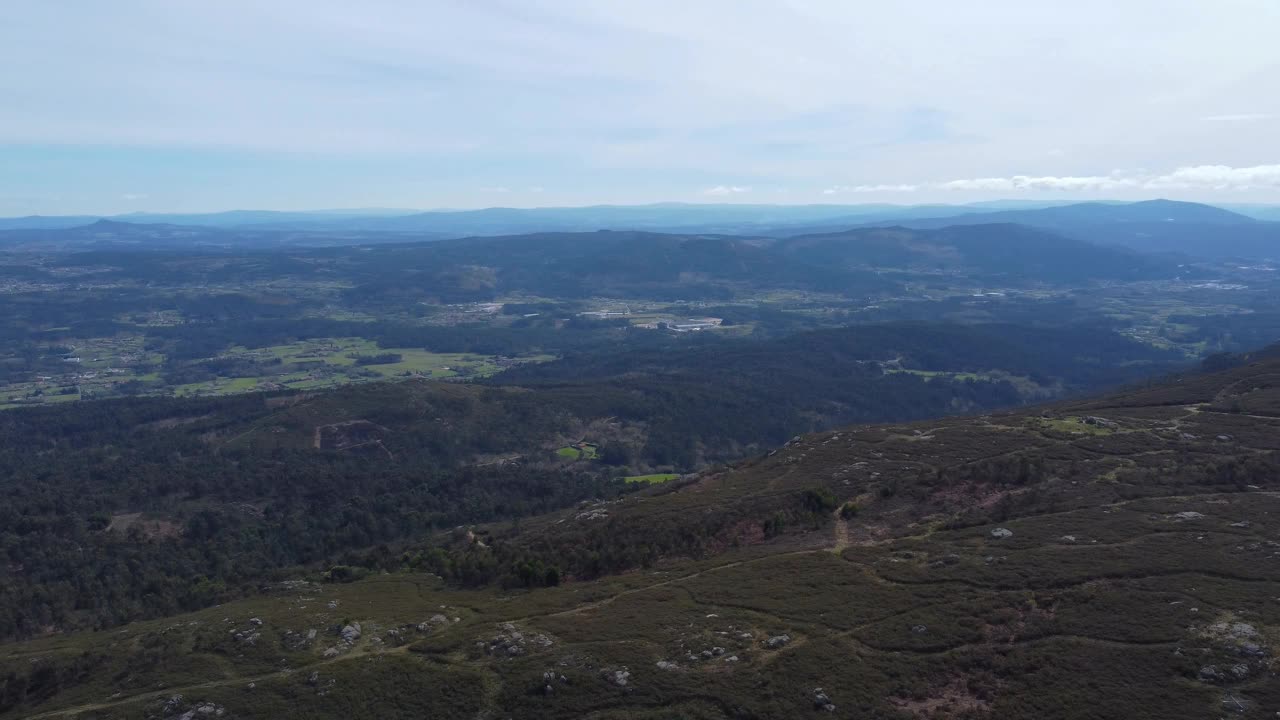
[26,486,1276,718]
[26,645,413,720]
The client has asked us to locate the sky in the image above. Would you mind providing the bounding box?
[2,0,1279,215]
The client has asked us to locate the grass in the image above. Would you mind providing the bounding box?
[0,335,557,410]
[7,352,1280,718]
[624,473,679,484]
[557,443,599,460]
[16,338,557,404]
[887,368,990,382]
[1028,415,1119,436]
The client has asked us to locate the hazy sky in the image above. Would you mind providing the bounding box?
[3,1,1279,214]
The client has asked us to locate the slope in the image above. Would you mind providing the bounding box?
[775,223,1169,282]
[830,200,1280,259]
[3,348,1279,719]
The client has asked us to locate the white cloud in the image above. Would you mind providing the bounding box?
[4,2,1280,211]
[931,165,1280,193]
[703,185,750,196]
[1146,164,1280,190]
[121,193,149,200]
[823,184,919,194]
[938,174,1136,192]
[1203,113,1274,122]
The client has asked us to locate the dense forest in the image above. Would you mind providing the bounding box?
[0,319,1190,640]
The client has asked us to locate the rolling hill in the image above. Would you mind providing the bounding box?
[775,223,1170,282]
[835,200,1280,259]
[13,220,1187,301]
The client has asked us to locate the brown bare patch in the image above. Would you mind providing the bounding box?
[265,393,313,409]
[891,676,994,718]
[706,518,767,554]
[314,419,390,451]
[133,413,214,431]
[107,513,182,540]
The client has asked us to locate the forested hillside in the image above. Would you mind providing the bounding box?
[2,343,1278,720]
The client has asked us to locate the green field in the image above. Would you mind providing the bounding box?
[623,473,680,484]
[886,368,989,381]
[557,443,599,460]
[3,336,554,406]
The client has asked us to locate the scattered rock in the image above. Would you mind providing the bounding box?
[417,613,451,632]
[1237,642,1266,658]
[656,660,679,671]
[327,600,339,610]
[911,624,928,634]
[1200,665,1224,683]
[1230,521,1251,529]
[248,617,263,626]
[1205,621,1268,658]
[340,623,361,644]
[765,634,792,649]
[483,622,553,657]
[603,668,631,687]
[813,688,835,712]
[724,655,739,662]
[323,646,340,658]
[990,527,1013,539]
[1173,511,1205,521]
[575,507,609,521]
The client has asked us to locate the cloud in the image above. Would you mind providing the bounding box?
[932,165,1280,193]
[703,185,750,196]
[823,184,918,194]
[1146,164,1280,190]
[938,174,1136,192]
[121,193,149,200]
[1203,113,1274,122]
[478,186,510,193]
[4,3,1280,212]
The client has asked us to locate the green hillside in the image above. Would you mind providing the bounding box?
[4,350,1280,718]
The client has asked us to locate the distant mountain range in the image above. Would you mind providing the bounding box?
[0,200,1096,233]
[11,221,1188,301]
[839,199,1280,259]
[1,199,1277,260]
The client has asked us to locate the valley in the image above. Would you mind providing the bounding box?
[0,200,1279,719]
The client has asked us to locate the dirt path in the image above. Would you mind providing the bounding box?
[830,509,850,553]
[26,645,412,719]
[530,547,823,621]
